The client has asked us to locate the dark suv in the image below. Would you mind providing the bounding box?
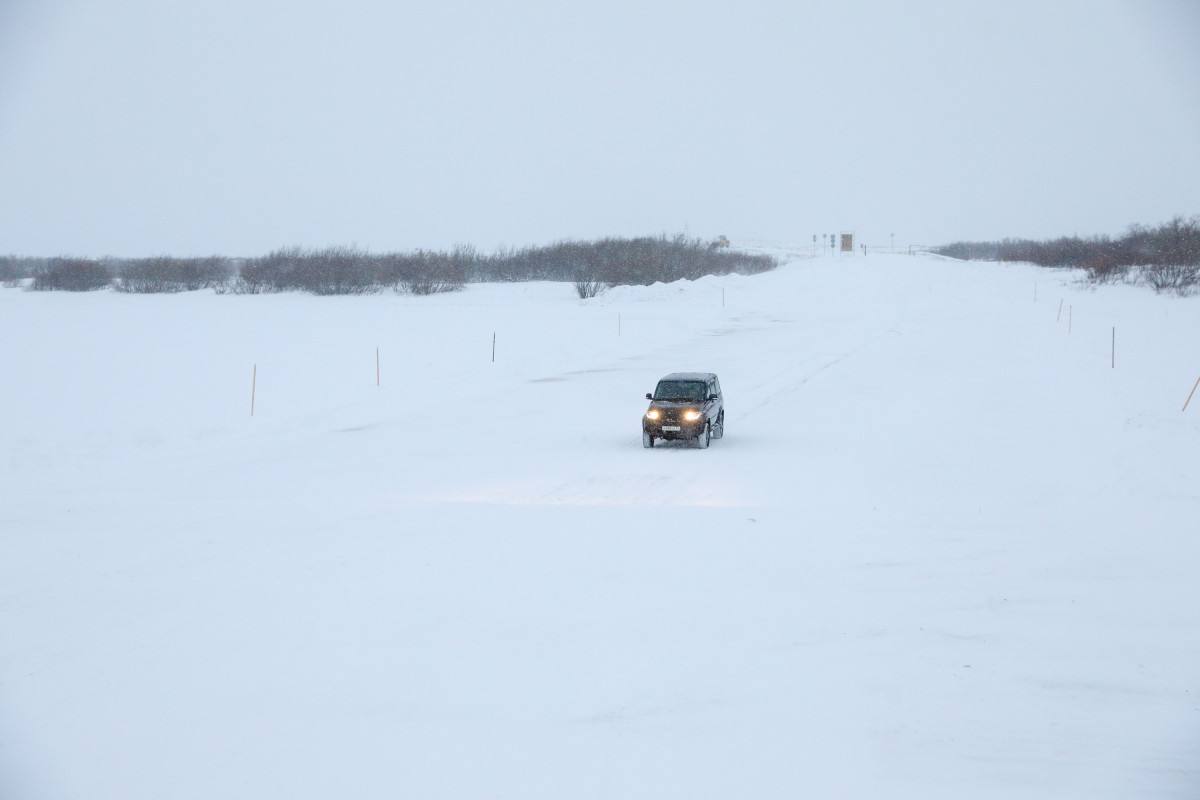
[642,372,724,448]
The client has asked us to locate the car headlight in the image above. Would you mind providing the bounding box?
[645,409,661,420]
[682,409,702,422]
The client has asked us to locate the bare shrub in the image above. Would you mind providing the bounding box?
[936,216,1200,294]
[31,258,112,291]
[1142,263,1200,295]
[215,276,270,294]
[238,247,298,293]
[1081,250,1132,285]
[472,235,777,285]
[0,256,35,287]
[228,237,773,294]
[379,250,466,295]
[240,246,379,295]
[13,235,779,297]
[115,256,232,293]
[574,277,606,298]
[304,246,378,295]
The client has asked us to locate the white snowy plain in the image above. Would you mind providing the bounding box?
[1,253,1198,799]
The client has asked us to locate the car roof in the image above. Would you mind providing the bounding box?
[658,372,717,382]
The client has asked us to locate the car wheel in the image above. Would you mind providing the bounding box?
[642,431,654,448]
[697,422,710,449]
[714,412,724,439]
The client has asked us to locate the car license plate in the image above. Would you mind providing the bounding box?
[662,425,681,432]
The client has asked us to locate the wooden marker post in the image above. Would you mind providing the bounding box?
[250,364,257,417]
[1057,299,1063,322]
[1068,305,1073,334]
[1183,375,1200,413]
[376,347,381,386]
[491,332,496,363]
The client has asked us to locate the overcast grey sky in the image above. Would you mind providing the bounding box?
[1,0,1197,256]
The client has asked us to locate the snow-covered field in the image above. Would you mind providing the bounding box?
[2,253,1197,798]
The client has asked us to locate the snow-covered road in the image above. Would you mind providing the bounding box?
[2,254,1198,798]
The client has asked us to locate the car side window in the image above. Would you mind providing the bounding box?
[712,378,721,397]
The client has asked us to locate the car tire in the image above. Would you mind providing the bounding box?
[697,422,710,449]
[642,431,654,448]
[714,412,724,439]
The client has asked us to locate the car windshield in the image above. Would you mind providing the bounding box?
[654,380,706,401]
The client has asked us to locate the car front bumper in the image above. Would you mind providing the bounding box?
[643,419,706,439]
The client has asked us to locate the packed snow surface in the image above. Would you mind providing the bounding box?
[2,253,1197,798]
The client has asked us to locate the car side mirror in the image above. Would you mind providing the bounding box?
[645,393,653,400]
[708,394,718,401]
